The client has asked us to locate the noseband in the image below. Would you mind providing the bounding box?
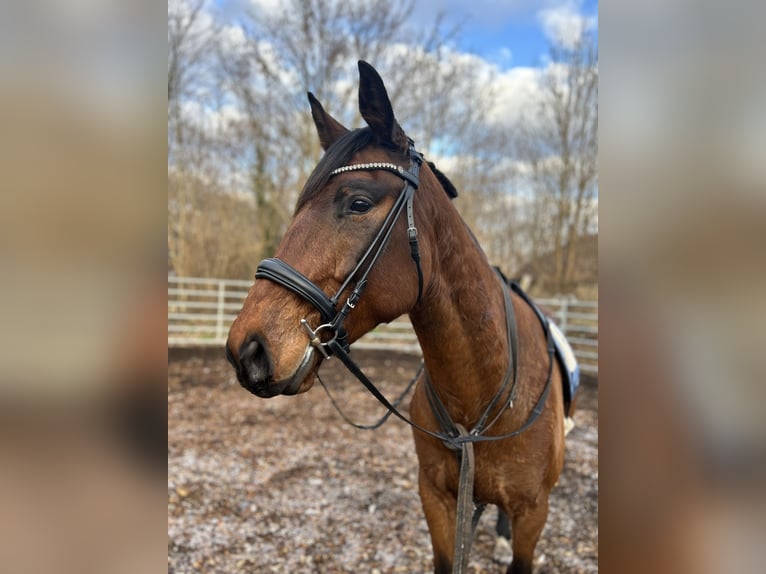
[255,142,425,359]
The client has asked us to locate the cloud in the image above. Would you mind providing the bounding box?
[173,3,574,168]
[537,1,597,49]
[373,42,545,132]
[497,47,513,65]
[169,0,217,37]
[487,65,545,127]
[179,100,246,137]
[248,0,284,17]
[219,24,248,57]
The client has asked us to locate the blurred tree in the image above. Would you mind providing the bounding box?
[168,0,218,158]
[168,0,224,276]
[217,0,486,262]
[168,171,263,278]
[517,31,598,293]
[166,0,597,290]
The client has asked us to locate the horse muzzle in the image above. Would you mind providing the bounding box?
[227,335,318,398]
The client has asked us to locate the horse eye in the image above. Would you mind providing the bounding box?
[349,198,373,214]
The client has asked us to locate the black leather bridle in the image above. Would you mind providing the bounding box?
[255,141,425,359]
[253,138,554,445]
[253,138,557,574]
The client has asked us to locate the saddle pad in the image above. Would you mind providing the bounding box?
[548,318,581,415]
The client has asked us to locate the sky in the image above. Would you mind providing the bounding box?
[216,0,598,71]
[408,0,598,69]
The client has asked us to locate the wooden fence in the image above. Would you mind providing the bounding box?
[168,276,598,375]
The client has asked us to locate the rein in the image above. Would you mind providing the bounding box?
[254,140,555,574]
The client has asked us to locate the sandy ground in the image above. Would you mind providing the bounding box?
[168,348,597,573]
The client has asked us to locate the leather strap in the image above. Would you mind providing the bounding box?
[330,183,410,305]
[256,258,337,323]
[453,424,475,574]
[256,257,351,352]
[316,361,424,431]
[326,336,458,446]
[424,371,459,443]
[256,143,424,360]
[473,272,518,433]
[326,306,555,450]
[406,186,424,303]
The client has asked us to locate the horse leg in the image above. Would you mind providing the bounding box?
[506,497,549,574]
[493,509,513,564]
[496,509,511,539]
[418,468,457,574]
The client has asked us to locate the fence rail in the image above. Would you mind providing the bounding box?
[168,276,598,375]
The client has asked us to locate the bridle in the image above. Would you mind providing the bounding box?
[253,138,554,447]
[253,139,557,574]
[255,140,425,360]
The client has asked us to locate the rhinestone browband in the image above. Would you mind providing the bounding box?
[329,162,405,176]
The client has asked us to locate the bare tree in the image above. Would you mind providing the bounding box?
[167,0,580,284]
[168,0,219,157]
[216,0,484,262]
[168,0,223,276]
[517,31,598,293]
[169,170,265,278]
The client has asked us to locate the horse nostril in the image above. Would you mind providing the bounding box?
[238,334,273,385]
[225,343,237,367]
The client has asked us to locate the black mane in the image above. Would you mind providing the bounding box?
[427,160,459,199]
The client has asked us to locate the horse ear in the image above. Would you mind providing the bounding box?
[308,92,349,151]
[357,60,407,151]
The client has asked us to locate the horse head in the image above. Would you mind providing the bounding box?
[226,61,449,398]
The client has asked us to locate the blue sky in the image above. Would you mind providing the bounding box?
[216,0,598,70]
[404,0,598,69]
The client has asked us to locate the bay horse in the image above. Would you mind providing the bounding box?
[226,61,565,574]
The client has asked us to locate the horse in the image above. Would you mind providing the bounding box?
[226,61,566,574]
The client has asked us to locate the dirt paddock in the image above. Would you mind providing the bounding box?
[168,348,597,573]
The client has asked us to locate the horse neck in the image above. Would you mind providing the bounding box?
[409,209,510,426]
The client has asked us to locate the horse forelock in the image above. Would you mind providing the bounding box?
[295,128,373,214]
